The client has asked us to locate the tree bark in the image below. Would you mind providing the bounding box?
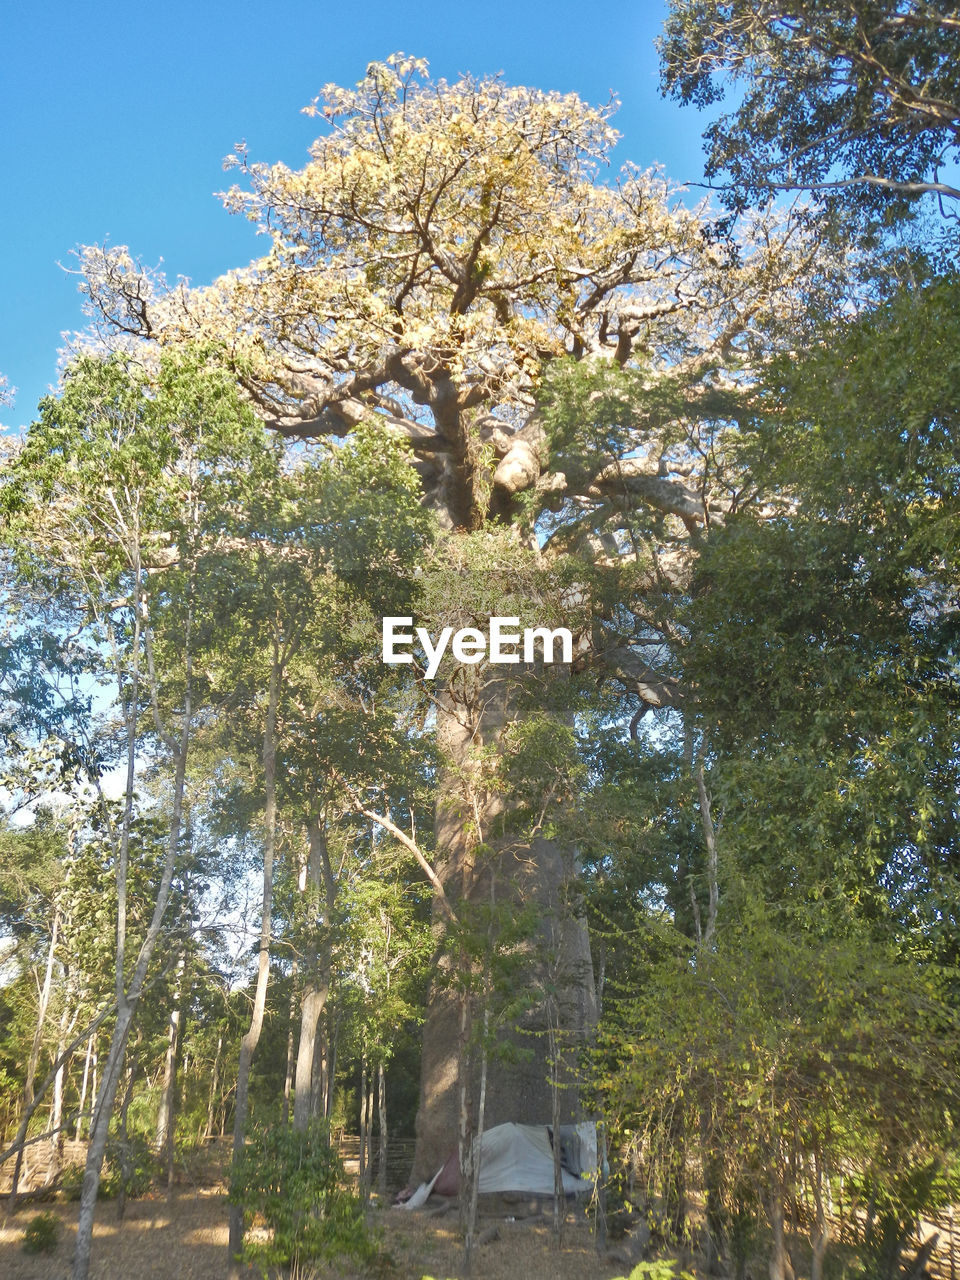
[155,957,185,1156]
[412,673,597,1183]
[463,993,489,1276]
[695,752,719,948]
[72,571,193,1280]
[769,1192,787,1280]
[358,1054,374,1204]
[292,815,335,1132]
[810,1148,830,1280]
[24,907,60,1109]
[281,960,298,1127]
[75,1034,94,1141]
[227,635,280,1279]
[204,1034,222,1141]
[377,1062,388,1201]
[116,1058,138,1223]
[48,987,77,1182]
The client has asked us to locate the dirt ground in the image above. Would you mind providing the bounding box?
[0,1191,643,1280]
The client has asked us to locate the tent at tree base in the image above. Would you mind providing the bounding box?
[396,1122,599,1208]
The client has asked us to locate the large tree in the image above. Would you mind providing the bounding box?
[76,54,844,1181]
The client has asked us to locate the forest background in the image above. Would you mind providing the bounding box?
[1,4,959,1280]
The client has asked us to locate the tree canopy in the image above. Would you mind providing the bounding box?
[660,0,960,224]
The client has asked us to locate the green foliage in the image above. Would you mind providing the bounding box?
[683,272,960,951]
[102,1132,160,1199]
[592,903,960,1269]
[60,1135,162,1203]
[21,1211,60,1254]
[621,1262,696,1280]
[228,1120,378,1275]
[853,1157,960,1280]
[59,1162,86,1201]
[421,1266,695,1280]
[659,0,960,229]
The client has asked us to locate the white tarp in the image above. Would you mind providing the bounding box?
[475,1122,590,1194]
[398,1121,598,1208]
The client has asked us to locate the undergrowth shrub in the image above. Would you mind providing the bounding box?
[229,1118,378,1277]
[60,1162,85,1200]
[102,1132,159,1198]
[22,1211,60,1254]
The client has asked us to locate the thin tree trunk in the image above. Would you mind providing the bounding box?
[204,1034,222,1141]
[156,958,185,1155]
[72,571,194,1280]
[90,1049,98,1143]
[3,973,115,1222]
[49,989,78,1182]
[165,992,187,1201]
[549,1011,564,1247]
[76,1034,94,1141]
[595,1121,608,1255]
[312,1021,326,1120]
[695,754,719,948]
[227,635,280,1279]
[24,907,60,1108]
[377,1062,388,1201]
[293,816,336,1133]
[594,946,607,1256]
[281,960,298,1126]
[810,1148,830,1280]
[325,1019,338,1121]
[358,1054,370,1204]
[457,968,474,1247]
[464,996,488,1276]
[116,1058,138,1223]
[769,1192,787,1280]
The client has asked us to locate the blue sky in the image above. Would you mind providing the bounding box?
[2,0,715,432]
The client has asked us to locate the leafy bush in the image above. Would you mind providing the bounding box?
[60,1161,85,1201]
[423,1265,694,1280]
[623,1262,696,1280]
[229,1119,378,1276]
[102,1132,159,1199]
[22,1211,60,1254]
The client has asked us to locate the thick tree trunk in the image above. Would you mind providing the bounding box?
[412,675,597,1184]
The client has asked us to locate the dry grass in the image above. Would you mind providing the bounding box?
[0,1190,642,1280]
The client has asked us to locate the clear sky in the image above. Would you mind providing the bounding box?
[2,0,715,432]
